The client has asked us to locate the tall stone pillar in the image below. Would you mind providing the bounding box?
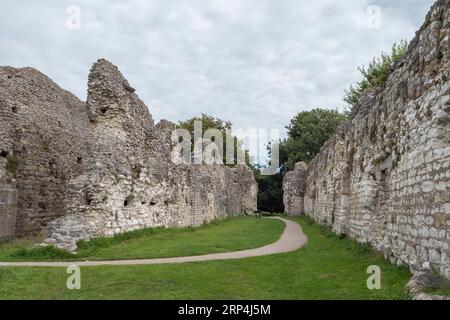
[282,162,308,215]
[0,181,17,239]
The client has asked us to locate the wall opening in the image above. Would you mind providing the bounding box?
[124,195,134,207]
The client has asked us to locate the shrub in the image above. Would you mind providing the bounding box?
[7,245,74,260]
[424,267,450,296]
[308,216,375,255]
[344,40,408,109]
[302,215,316,226]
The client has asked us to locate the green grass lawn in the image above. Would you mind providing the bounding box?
[0,216,284,261]
[0,216,412,299]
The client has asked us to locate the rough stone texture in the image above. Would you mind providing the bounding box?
[0,67,91,237]
[407,271,450,300]
[0,59,257,249]
[283,162,308,216]
[283,0,450,279]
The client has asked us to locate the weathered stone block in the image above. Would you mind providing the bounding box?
[283,0,450,279]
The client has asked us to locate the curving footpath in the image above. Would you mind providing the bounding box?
[0,217,307,268]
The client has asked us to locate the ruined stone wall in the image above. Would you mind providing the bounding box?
[45,60,257,250]
[0,67,91,237]
[283,162,308,216]
[0,59,257,249]
[283,0,450,278]
[237,164,258,214]
[0,185,17,239]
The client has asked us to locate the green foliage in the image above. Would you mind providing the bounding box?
[319,224,337,238]
[5,154,19,174]
[344,40,408,109]
[254,170,285,213]
[303,215,374,255]
[5,245,74,260]
[257,41,409,212]
[301,215,316,226]
[0,269,16,282]
[315,219,374,255]
[75,221,222,251]
[281,108,347,170]
[76,227,167,250]
[423,268,450,296]
[177,113,232,135]
[256,109,347,212]
[177,113,251,166]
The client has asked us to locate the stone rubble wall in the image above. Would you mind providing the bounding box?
[0,66,91,237]
[0,59,257,249]
[237,164,259,214]
[283,0,450,279]
[0,183,17,239]
[283,162,308,216]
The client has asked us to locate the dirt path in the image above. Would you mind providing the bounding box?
[0,217,307,267]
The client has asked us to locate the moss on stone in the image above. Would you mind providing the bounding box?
[5,154,19,174]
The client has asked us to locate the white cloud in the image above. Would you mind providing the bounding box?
[0,0,436,162]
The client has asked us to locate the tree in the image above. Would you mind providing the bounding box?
[256,108,347,212]
[280,108,347,170]
[177,113,251,166]
[177,113,232,136]
[255,41,410,212]
[344,40,408,109]
[254,167,285,213]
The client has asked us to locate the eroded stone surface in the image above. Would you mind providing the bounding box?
[0,59,257,250]
[283,0,450,279]
[407,271,450,300]
[0,66,91,237]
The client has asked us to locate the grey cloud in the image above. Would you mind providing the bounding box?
[0,0,436,162]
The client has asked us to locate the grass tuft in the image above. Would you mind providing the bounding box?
[302,215,374,255]
[6,245,74,260]
[423,268,450,296]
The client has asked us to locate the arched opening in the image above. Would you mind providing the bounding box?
[124,195,134,207]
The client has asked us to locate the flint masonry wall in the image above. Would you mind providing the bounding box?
[283,162,308,216]
[0,67,91,237]
[283,0,450,278]
[1,59,257,249]
[46,60,257,250]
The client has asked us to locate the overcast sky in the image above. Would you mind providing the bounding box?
[0,0,436,162]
